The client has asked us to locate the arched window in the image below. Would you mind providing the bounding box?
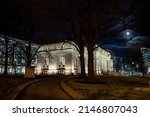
[58,57,65,74]
[59,57,65,68]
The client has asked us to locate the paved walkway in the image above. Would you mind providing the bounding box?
[2,76,86,100]
[3,76,150,100]
[11,78,72,100]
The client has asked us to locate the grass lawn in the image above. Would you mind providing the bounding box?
[66,75,150,100]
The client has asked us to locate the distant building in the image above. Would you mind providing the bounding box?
[141,47,150,75]
[112,56,123,72]
[36,42,113,75]
[0,35,37,74]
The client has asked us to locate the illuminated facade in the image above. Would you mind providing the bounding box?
[0,34,113,75]
[36,42,113,75]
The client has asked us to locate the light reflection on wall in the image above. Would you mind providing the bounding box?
[48,64,57,74]
[148,67,150,74]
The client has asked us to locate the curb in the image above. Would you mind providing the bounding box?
[60,77,86,100]
[134,87,150,92]
[4,79,43,100]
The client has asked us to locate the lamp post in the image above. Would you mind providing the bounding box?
[131,61,134,76]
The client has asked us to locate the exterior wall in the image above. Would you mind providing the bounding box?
[94,48,113,75]
[84,47,113,75]
[36,42,80,75]
[36,42,113,75]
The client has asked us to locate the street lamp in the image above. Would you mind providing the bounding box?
[131,62,135,76]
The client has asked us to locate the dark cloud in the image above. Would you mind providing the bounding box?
[102,32,150,58]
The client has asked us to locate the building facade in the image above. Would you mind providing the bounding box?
[141,47,150,75]
[0,35,38,75]
[36,42,113,75]
[0,34,113,75]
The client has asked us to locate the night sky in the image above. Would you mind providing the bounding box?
[0,0,150,60]
[102,0,150,59]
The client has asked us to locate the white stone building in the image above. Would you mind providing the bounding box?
[36,42,113,75]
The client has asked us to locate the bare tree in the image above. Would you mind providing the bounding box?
[52,0,136,78]
[16,30,41,78]
[0,35,17,75]
[62,25,86,77]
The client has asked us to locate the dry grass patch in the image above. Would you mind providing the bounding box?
[66,76,150,99]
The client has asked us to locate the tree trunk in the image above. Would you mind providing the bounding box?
[87,44,94,79]
[24,66,35,78]
[24,60,35,78]
[3,52,8,75]
[80,47,85,77]
[24,41,35,78]
[3,38,8,75]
